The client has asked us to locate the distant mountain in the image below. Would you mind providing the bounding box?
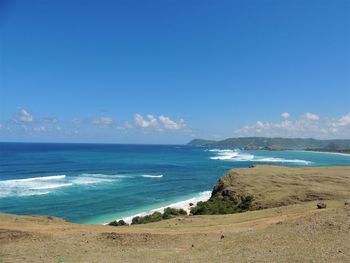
[186,139,217,146]
[187,137,350,150]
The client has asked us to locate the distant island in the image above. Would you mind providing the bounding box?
[188,137,350,152]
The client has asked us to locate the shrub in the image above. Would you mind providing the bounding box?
[130,208,188,225]
[108,219,128,226]
[131,211,163,225]
[190,195,254,215]
[238,195,254,211]
[163,207,187,219]
[131,216,141,225]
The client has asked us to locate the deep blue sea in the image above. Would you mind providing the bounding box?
[1,142,350,224]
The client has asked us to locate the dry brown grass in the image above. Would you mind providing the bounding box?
[214,165,350,209]
[0,166,350,263]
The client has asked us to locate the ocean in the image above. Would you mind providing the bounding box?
[0,142,349,224]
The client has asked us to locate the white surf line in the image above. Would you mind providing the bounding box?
[104,191,211,225]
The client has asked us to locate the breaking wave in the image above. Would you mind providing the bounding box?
[208,149,311,165]
[141,174,163,178]
[0,172,165,198]
[0,173,118,198]
[0,175,72,198]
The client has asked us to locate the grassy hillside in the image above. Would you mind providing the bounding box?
[210,165,350,209]
[1,166,350,262]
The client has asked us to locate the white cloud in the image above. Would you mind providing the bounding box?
[134,113,187,131]
[158,115,186,130]
[124,122,133,129]
[43,117,58,124]
[305,112,319,121]
[71,118,81,124]
[116,122,134,130]
[134,113,158,128]
[18,109,34,122]
[281,112,290,120]
[92,116,114,126]
[235,112,350,139]
[33,126,46,132]
[336,114,350,127]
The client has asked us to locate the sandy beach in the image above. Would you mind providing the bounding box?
[109,191,211,224]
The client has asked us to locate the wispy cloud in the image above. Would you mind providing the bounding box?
[17,109,34,122]
[158,115,186,130]
[235,112,350,138]
[92,116,114,126]
[43,117,58,124]
[33,126,47,132]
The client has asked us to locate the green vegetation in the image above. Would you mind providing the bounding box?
[132,211,163,224]
[162,207,187,219]
[190,196,253,215]
[108,208,188,226]
[108,219,127,226]
[132,208,187,225]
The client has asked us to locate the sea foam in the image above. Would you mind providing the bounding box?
[209,149,311,165]
[0,175,70,198]
[0,172,165,198]
[141,174,163,178]
[0,173,117,198]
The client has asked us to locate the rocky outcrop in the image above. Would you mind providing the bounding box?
[211,170,250,203]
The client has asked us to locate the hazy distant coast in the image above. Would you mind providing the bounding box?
[188,136,350,152]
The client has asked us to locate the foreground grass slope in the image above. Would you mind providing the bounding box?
[1,165,350,263]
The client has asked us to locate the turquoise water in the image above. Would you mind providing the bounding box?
[0,143,349,224]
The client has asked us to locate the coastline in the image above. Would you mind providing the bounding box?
[105,190,211,225]
[2,165,350,262]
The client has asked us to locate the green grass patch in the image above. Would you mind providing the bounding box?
[190,195,253,215]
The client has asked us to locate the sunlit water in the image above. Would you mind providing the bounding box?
[1,143,349,224]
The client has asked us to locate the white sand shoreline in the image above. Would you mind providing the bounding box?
[105,191,211,225]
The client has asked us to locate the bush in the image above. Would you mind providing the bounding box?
[190,195,254,215]
[131,208,188,225]
[131,216,141,225]
[108,219,128,226]
[163,207,187,219]
[131,211,163,225]
[238,195,254,211]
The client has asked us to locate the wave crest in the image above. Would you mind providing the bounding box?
[0,172,166,198]
[141,174,163,178]
[0,173,118,198]
[208,149,311,165]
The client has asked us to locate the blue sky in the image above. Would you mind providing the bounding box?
[0,0,349,143]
